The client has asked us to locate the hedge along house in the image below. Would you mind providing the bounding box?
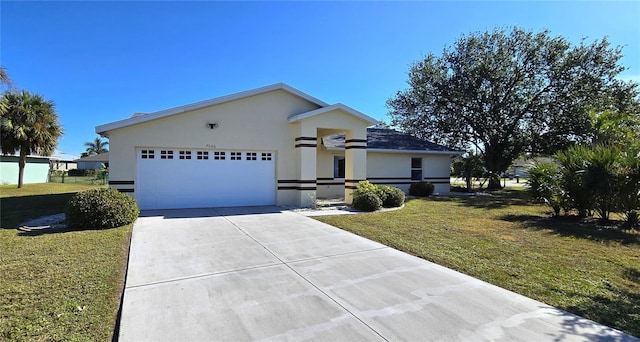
[96,83,461,210]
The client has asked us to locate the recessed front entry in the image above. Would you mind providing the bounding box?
[135,148,276,210]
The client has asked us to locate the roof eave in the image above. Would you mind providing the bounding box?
[288,103,378,125]
[95,83,330,134]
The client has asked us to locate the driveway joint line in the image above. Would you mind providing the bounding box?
[222,216,389,342]
[282,246,390,264]
[125,262,283,289]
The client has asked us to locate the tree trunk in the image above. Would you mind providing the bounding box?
[487,175,502,190]
[18,148,26,188]
[464,170,472,192]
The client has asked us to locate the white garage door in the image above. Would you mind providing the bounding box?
[136,149,276,210]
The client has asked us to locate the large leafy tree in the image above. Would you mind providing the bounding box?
[84,136,109,156]
[388,27,639,189]
[1,90,63,188]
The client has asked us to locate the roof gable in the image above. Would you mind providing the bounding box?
[287,104,378,125]
[322,128,462,154]
[96,83,329,135]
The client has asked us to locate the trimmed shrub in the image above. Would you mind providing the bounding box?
[66,188,139,229]
[409,181,435,197]
[377,185,405,208]
[352,180,383,211]
[352,191,383,212]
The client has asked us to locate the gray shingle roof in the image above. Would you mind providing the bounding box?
[75,152,109,162]
[322,128,460,153]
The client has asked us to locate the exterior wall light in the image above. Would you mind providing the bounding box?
[207,123,219,129]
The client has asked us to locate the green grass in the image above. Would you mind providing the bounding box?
[1,183,106,228]
[0,183,132,341]
[317,190,640,337]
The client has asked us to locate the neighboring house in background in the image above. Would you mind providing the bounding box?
[96,83,462,210]
[0,155,50,184]
[75,152,109,170]
[510,157,555,178]
[51,159,78,171]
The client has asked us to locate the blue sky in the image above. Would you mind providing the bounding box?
[2,1,639,159]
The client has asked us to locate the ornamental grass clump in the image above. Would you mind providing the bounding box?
[66,188,139,229]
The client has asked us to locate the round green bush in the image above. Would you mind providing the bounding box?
[352,191,383,212]
[378,186,405,208]
[409,181,435,197]
[66,188,139,229]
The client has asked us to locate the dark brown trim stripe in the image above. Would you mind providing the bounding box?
[345,139,367,143]
[116,188,135,193]
[317,181,345,186]
[277,186,317,191]
[345,146,367,150]
[345,179,367,183]
[278,180,316,184]
[367,177,411,180]
[109,180,134,185]
[294,143,317,148]
[294,137,317,142]
[316,177,334,181]
[423,177,451,180]
[345,185,358,190]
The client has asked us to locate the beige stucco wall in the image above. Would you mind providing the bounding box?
[315,151,453,198]
[106,89,321,206]
[367,152,452,193]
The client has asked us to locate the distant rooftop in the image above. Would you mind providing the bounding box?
[75,152,109,162]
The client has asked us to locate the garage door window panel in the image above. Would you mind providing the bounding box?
[179,151,192,160]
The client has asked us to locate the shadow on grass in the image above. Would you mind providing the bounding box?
[432,189,532,209]
[1,193,75,229]
[557,282,640,338]
[500,214,640,245]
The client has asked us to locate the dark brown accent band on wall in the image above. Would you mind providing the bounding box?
[278,180,317,184]
[294,143,317,148]
[345,139,368,143]
[344,146,367,150]
[369,181,413,185]
[117,188,135,193]
[367,177,411,180]
[277,186,318,191]
[316,177,334,181]
[345,185,358,190]
[109,180,135,185]
[294,137,317,142]
[423,177,451,180]
[317,181,345,186]
[345,179,366,183]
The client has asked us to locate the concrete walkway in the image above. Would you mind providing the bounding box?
[119,207,637,341]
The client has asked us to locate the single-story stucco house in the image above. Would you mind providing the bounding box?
[96,83,461,210]
[0,155,50,185]
[75,152,109,170]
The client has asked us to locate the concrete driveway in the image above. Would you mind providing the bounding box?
[119,207,636,341]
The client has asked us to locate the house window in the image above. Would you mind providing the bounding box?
[179,151,192,160]
[160,150,173,159]
[411,157,422,180]
[334,156,345,178]
[141,150,154,159]
[214,151,225,160]
[261,153,272,161]
[197,151,209,160]
[230,152,241,160]
[246,152,257,161]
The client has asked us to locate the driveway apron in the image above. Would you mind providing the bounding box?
[119,207,637,341]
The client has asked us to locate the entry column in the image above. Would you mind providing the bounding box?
[344,130,367,204]
[295,130,317,207]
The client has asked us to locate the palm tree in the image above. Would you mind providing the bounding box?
[1,90,63,188]
[84,136,108,156]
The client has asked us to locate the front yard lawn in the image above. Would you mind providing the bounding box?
[317,190,640,337]
[0,183,132,341]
